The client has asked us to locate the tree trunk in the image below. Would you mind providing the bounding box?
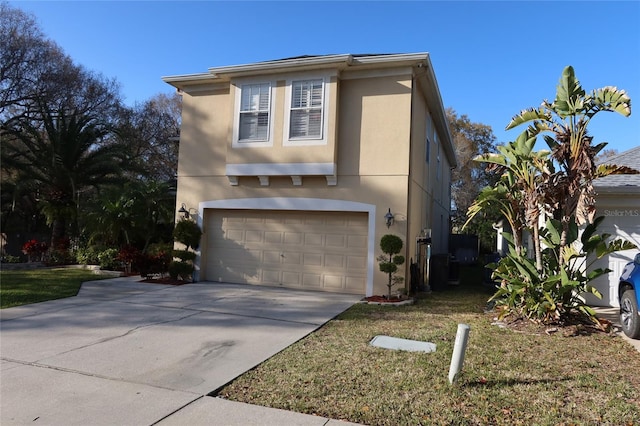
[50,217,66,249]
[532,224,542,273]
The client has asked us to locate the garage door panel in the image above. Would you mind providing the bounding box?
[324,255,344,268]
[264,232,282,244]
[284,232,303,245]
[326,234,346,248]
[348,255,366,269]
[305,233,323,246]
[324,275,343,289]
[345,276,365,292]
[303,274,321,287]
[282,252,302,265]
[303,253,323,266]
[282,271,301,285]
[206,210,367,294]
[263,251,281,263]
[262,270,280,283]
[348,235,367,248]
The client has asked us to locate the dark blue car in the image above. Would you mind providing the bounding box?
[619,253,640,339]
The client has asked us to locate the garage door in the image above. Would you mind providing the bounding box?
[585,212,640,307]
[204,210,368,294]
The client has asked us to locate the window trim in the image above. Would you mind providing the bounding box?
[232,79,275,148]
[283,72,332,146]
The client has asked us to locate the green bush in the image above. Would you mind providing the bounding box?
[173,219,202,250]
[377,234,405,298]
[173,249,196,262]
[490,217,636,324]
[74,246,101,265]
[147,242,173,256]
[97,248,120,270]
[168,260,194,281]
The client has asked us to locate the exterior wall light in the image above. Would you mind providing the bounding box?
[384,208,394,228]
[178,203,190,219]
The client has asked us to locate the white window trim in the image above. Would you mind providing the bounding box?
[232,78,275,148]
[283,72,332,147]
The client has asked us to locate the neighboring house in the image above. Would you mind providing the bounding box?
[162,53,457,296]
[584,146,640,307]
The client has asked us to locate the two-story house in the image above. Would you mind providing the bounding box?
[162,53,457,297]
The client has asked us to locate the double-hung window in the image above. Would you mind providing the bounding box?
[238,83,271,142]
[289,79,324,139]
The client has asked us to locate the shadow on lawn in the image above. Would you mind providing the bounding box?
[464,375,572,388]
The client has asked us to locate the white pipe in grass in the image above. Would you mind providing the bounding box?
[448,323,470,384]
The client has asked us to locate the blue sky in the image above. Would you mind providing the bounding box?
[12,1,640,152]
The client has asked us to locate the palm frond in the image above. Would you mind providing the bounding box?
[506,107,548,130]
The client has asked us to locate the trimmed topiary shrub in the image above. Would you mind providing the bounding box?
[378,234,405,298]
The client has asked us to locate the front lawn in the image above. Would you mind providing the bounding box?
[218,266,640,425]
[0,268,112,308]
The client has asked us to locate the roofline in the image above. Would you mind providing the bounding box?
[162,53,431,87]
[594,185,640,194]
[207,54,354,76]
[419,56,457,168]
[162,72,212,85]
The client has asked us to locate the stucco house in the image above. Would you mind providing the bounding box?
[162,53,457,297]
[584,146,640,307]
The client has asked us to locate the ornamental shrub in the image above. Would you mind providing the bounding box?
[21,239,48,262]
[377,234,405,298]
[173,219,202,250]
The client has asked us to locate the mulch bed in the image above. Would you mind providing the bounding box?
[363,295,407,303]
[489,312,613,336]
[139,277,189,286]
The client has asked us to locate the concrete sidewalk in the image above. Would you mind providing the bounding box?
[1,277,363,425]
[592,306,640,352]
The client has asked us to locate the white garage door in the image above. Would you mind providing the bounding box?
[204,210,368,294]
[586,212,640,307]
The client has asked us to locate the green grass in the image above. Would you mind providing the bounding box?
[0,268,112,308]
[219,266,640,425]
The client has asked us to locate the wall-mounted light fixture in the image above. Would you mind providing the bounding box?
[384,208,394,228]
[178,203,190,219]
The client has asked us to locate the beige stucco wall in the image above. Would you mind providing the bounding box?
[174,67,451,295]
[225,74,339,166]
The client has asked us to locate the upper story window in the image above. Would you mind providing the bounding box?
[239,83,271,141]
[284,74,330,146]
[289,79,324,139]
[233,80,274,147]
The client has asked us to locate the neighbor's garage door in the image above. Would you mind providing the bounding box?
[204,210,368,294]
[587,213,640,307]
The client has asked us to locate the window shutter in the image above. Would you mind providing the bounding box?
[289,79,323,139]
[239,83,270,141]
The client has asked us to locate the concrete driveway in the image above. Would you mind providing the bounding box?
[0,277,362,425]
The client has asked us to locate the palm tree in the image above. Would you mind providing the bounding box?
[506,66,635,268]
[85,180,174,250]
[2,105,130,246]
[468,132,551,271]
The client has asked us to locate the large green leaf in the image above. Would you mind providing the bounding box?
[545,218,562,245]
[554,66,586,118]
[506,108,548,130]
[581,216,606,245]
[474,153,506,167]
[591,86,631,117]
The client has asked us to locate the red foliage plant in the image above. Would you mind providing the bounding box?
[22,239,48,255]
